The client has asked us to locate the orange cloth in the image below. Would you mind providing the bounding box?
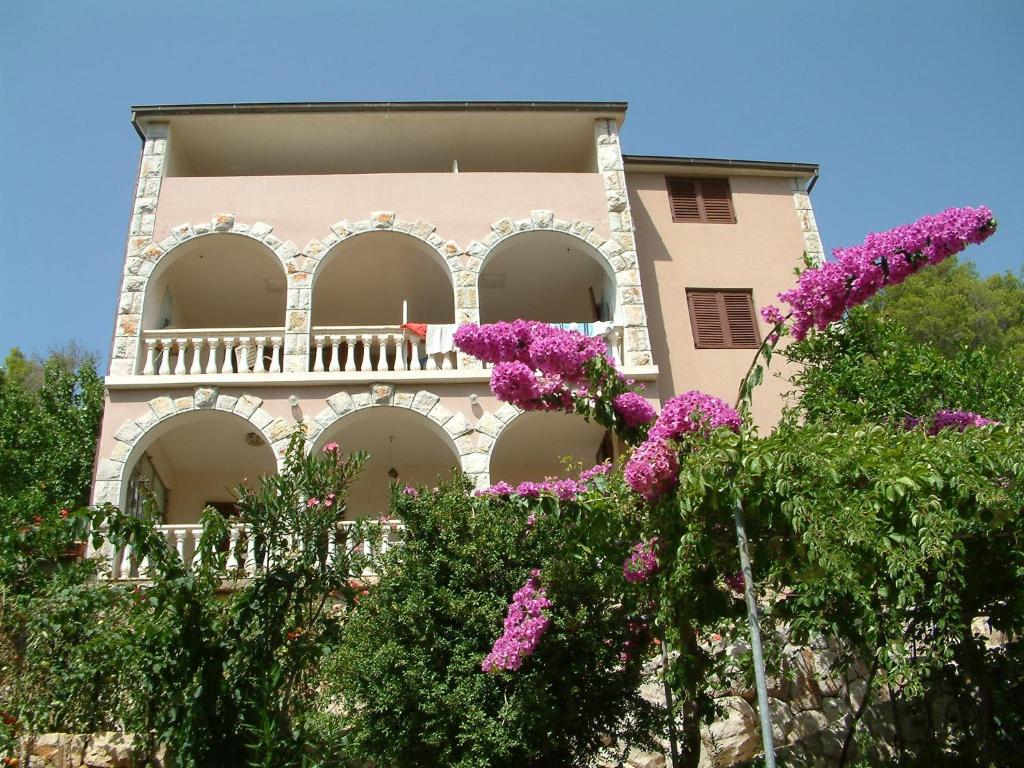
[402,323,427,338]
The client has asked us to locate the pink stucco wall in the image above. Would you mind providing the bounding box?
[629,172,808,428]
[153,172,611,247]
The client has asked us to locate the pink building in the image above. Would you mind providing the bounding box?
[90,101,822,571]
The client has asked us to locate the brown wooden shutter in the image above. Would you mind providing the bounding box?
[699,179,736,223]
[667,177,736,223]
[723,292,758,346]
[666,178,701,222]
[687,292,727,348]
[686,290,760,349]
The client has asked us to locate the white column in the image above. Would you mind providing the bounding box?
[158,341,171,375]
[410,338,422,371]
[142,340,158,375]
[441,351,454,371]
[344,336,357,372]
[190,338,204,374]
[269,338,282,373]
[394,333,407,371]
[220,337,235,374]
[206,338,221,374]
[328,336,342,372]
[226,526,241,570]
[237,339,251,373]
[174,339,188,375]
[313,336,326,372]
[359,335,373,372]
[171,528,186,563]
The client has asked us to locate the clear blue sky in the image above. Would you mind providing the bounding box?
[1,0,1021,361]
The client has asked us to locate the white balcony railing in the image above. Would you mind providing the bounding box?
[101,521,404,581]
[140,328,285,376]
[310,326,457,373]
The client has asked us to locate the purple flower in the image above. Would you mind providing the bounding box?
[648,391,742,442]
[613,392,657,428]
[623,539,659,584]
[773,206,996,340]
[481,570,553,672]
[760,305,786,326]
[927,409,999,435]
[624,439,679,500]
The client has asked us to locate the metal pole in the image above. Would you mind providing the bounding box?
[733,497,776,767]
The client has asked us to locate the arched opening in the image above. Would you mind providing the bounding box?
[488,411,611,485]
[143,234,286,330]
[312,407,461,519]
[479,231,616,325]
[121,409,277,524]
[310,233,456,372]
[139,234,287,374]
[312,233,454,326]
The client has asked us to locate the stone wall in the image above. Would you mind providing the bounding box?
[13,732,171,767]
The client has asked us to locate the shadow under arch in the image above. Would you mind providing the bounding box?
[311,403,463,519]
[117,407,278,523]
[310,231,455,327]
[477,228,617,325]
[140,232,288,331]
[488,409,609,486]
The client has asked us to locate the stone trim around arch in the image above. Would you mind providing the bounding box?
[464,211,652,368]
[111,215,296,376]
[309,384,491,487]
[91,387,283,509]
[283,214,465,372]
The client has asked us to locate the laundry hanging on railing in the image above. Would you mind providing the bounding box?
[426,324,458,355]
[401,322,427,339]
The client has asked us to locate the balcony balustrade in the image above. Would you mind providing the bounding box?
[140,328,285,376]
[100,521,403,581]
[310,326,457,373]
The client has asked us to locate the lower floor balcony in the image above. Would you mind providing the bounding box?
[101,521,404,582]
[92,382,641,582]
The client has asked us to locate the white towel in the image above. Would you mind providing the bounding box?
[426,324,457,355]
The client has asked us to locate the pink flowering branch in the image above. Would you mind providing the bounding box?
[481,569,552,673]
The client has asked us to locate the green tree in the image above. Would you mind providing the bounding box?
[321,475,659,768]
[866,257,1024,362]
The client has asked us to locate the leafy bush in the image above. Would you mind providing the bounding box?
[319,474,660,768]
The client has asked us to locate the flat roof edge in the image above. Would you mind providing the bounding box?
[623,154,818,175]
[132,101,629,120]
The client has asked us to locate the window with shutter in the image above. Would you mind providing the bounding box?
[686,289,760,349]
[666,177,736,224]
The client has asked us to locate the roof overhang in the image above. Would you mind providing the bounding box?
[132,100,629,139]
[624,153,818,179]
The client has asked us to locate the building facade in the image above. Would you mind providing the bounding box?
[90,101,822,559]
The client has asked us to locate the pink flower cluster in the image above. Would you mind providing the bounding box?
[623,539,659,584]
[455,321,608,411]
[624,392,741,500]
[476,462,612,501]
[613,392,657,428]
[481,569,552,673]
[764,206,996,340]
[927,409,999,435]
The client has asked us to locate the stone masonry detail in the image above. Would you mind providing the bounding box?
[595,118,653,367]
[792,178,825,267]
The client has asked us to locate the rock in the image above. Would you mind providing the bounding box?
[700,696,760,766]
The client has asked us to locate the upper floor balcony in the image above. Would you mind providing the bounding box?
[109,104,654,383]
[120,215,640,384]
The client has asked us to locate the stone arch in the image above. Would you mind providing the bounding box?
[485,407,610,486]
[309,384,483,483]
[112,214,296,376]
[463,212,650,366]
[92,388,283,512]
[279,213,467,372]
